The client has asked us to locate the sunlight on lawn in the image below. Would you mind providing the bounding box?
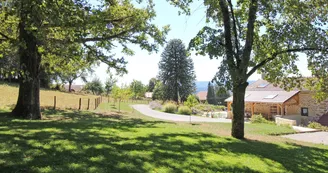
[0,106,327,173]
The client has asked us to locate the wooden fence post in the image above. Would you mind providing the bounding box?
[78,98,82,110]
[53,96,56,110]
[87,98,90,110]
[95,98,97,109]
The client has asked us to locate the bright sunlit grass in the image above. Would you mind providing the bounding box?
[0,105,327,173]
[0,83,327,173]
[0,83,98,110]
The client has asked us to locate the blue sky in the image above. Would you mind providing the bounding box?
[83,0,310,85]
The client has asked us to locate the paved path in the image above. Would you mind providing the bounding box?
[132,104,231,123]
[283,132,328,145]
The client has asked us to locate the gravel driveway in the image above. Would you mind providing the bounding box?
[132,104,231,123]
[283,132,328,145]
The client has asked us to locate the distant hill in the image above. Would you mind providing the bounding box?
[195,80,257,93]
[195,81,209,93]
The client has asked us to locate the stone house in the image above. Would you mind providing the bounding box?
[225,79,328,125]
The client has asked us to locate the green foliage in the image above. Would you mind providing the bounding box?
[250,114,273,124]
[111,85,132,101]
[158,39,196,102]
[152,81,165,100]
[215,85,230,105]
[169,0,328,139]
[184,94,199,108]
[308,122,328,131]
[178,106,192,115]
[194,104,225,112]
[163,103,177,113]
[104,73,117,96]
[83,78,104,95]
[0,0,169,118]
[207,82,217,105]
[130,79,146,99]
[147,78,157,92]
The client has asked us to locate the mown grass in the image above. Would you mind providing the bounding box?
[0,102,327,173]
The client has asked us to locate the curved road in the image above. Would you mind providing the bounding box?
[132,104,231,123]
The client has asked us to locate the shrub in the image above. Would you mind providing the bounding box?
[178,106,192,115]
[191,108,202,115]
[194,104,213,112]
[149,101,162,110]
[250,114,273,124]
[163,103,177,113]
[216,105,226,111]
[184,95,199,108]
[308,122,328,131]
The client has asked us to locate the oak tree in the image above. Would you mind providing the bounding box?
[169,0,328,138]
[0,0,168,119]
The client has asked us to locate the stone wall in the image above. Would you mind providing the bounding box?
[275,117,297,126]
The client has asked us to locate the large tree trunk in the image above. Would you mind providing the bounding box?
[68,81,73,92]
[231,82,248,139]
[11,18,41,119]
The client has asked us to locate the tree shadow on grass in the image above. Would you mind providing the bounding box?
[0,110,327,173]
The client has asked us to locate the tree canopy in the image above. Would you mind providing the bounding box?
[158,39,196,102]
[0,0,169,119]
[130,79,146,99]
[169,0,328,139]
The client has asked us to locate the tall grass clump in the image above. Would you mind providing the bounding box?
[178,106,192,115]
[163,103,177,113]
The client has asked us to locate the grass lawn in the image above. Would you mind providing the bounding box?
[0,101,327,173]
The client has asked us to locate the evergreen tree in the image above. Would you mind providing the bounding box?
[206,82,217,105]
[158,39,196,102]
[147,78,157,92]
[215,85,230,105]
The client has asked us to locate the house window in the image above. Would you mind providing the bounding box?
[270,106,278,115]
[301,107,309,116]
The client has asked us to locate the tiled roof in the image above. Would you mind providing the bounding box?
[225,90,299,103]
[246,79,285,91]
[225,79,300,103]
[197,91,207,101]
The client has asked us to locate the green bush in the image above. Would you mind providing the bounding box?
[194,104,225,112]
[178,106,192,115]
[184,95,199,108]
[250,114,273,124]
[308,122,328,131]
[163,103,177,113]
